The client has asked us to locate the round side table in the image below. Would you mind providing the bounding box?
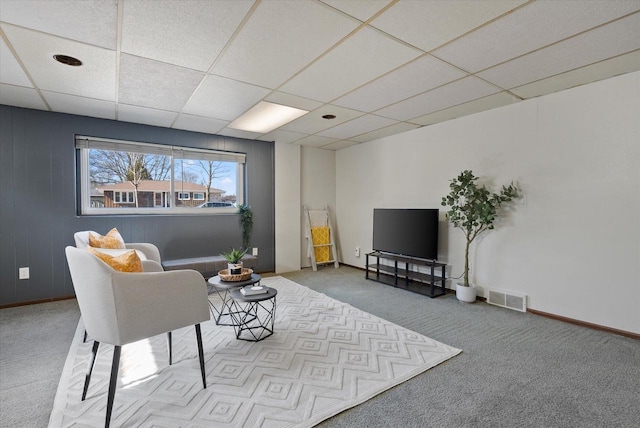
[207,273,261,326]
[229,286,277,342]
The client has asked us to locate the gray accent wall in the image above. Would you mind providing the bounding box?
[0,105,275,306]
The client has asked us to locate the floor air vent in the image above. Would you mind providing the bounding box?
[487,289,527,312]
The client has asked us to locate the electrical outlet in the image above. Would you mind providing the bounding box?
[355,247,360,257]
[19,267,29,280]
[252,247,258,256]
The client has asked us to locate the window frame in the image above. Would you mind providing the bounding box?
[193,192,205,201]
[177,192,191,201]
[76,135,245,215]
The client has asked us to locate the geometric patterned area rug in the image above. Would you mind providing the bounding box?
[49,276,461,427]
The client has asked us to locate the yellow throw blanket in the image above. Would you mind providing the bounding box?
[311,226,331,262]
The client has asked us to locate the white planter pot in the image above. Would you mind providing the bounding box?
[228,261,243,275]
[456,283,477,303]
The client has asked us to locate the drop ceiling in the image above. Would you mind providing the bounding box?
[1,0,639,150]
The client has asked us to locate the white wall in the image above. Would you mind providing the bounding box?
[336,71,640,334]
[274,142,301,273]
[300,147,337,267]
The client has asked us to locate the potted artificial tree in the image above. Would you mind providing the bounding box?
[441,170,520,302]
[238,204,253,250]
[221,248,247,275]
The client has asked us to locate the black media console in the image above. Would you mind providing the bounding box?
[365,251,447,298]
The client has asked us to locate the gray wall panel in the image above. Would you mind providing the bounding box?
[0,105,275,306]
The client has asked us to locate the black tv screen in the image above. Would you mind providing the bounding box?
[373,209,439,260]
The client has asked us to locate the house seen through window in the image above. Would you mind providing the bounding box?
[76,136,245,215]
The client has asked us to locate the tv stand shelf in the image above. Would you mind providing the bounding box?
[366,251,446,298]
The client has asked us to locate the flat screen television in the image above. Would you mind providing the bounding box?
[372,208,439,260]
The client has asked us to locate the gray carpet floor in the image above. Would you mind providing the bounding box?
[1,265,638,427]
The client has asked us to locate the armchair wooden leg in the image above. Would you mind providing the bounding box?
[167,331,172,365]
[195,324,206,389]
[82,340,100,401]
[83,329,88,343]
[105,345,121,428]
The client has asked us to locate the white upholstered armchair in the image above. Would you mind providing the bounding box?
[65,246,210,428]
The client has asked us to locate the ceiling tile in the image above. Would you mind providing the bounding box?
[281,104,364,134]
[265,91,324,112]
[280,26,421,102]
[119,54,204,111]
[0,0,117,49]
[42,91,115,120]
[118,104,178,128]
[295,135,340,148]
[172,113,228,135]
[0,37,31,87]
[0,84,47,110]
[477,12,640,89]
[2,24,116,101]
[182,74,270,120]
[376,76,501,121]
[218,127,262,140]
[350,121,420,143]
[318,114,398,139]
[333,55,466,112]
[122,0,253,71]
[321,140,360,150]
[259,129,308,144]
[511,50,640,99]
[410,92,519,127]
[370,0,527,52]
[211,0,359,89]
[434,0,640,73]
[319,0,393,22]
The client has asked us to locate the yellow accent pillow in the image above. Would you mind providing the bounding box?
[89,228,126,249]
[88,247,143,273]
[311,226,331,263]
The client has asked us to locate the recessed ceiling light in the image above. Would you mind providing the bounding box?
[229,101,308,134]
[53,54,82,66]
[322,114,336,119]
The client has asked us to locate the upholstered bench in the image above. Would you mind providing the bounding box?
[162,254,258,279]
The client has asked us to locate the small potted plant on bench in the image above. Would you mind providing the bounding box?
[222,248,247,275]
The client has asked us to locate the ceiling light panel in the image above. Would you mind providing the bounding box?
[318,114,397,139]
[370,0,527,52]
[281,104,364,135]
[117,104,178,128]
[228,101,308,134]
[333,55,466,112]
[319,0,393,22]
[477,12,640,89]
[1,24,116,101]
[122,0,252,72]
[280,26,421,102]
[172,114,228,135]
[42,91,115,120]
[218,127,263,140]
[182,74,270,121]
[119,54,204,112]
[0,84,47,110]
[0,37,32,87]
[0,0,117,49]
[211,0,359,89]
[265,91,324,112]
[376,76,501,121]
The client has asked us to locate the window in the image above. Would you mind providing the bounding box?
[114,191,135,204]
[76,136,245,215]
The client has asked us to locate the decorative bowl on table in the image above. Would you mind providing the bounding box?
[218,268,253,282]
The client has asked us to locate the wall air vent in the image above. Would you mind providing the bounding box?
[487,288,527,312]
